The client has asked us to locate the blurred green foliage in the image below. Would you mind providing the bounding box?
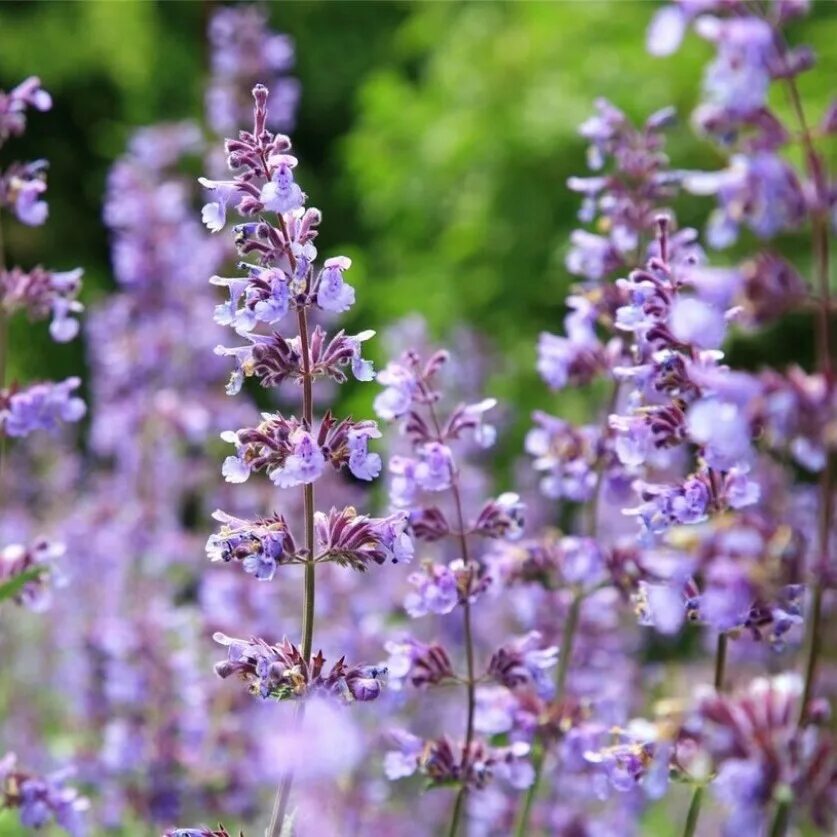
[0,0,834,464]
[0,2,834,834]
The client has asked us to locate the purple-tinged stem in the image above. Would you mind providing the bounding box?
[424,400,476,837]
[0,213,7,492]
[514,589,582,837]
[779,65,832,730]
[515,378,618,836]
[266,227,316,837]
[682,631,728,837]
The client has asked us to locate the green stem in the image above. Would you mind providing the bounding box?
[429,398,476,837]
[779,33,833,730]
[0,213,7,493]
[768,800,791,837]
[682,785,703,837]
[513,591,583,837]
[266,304,315,837]
[713,631,727,692]
[681,632,728,837]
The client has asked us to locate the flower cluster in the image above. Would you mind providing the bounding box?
[508,4,834,833]
[206,4,299,136]
[0,537,64,611]
[375,345,542,824]
[0,78,85,440]
[0,752,88,836]
[213,632,387,703]
[187,78,408,835]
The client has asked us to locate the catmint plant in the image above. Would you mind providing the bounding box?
[0,77,83,608]
[198,83,407,836]
[0,752,88,836]
[504,2,834,835]
[375,347,537,835]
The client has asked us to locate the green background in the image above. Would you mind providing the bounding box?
[0,2,834,833]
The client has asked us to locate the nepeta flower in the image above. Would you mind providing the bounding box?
[488,632,559,698]
[1,378,86,438]
[0,752,89,836]
[0,538,64,611]
[0,77,51,143]
[685,153,805,247]
[206,510,299,581]
[316,256,355,313]
[213,632,386,704]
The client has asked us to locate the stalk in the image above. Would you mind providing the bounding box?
[0,214,7,491]
[682,785,704,837]
[513,591,582,837]
[266,242,316,837]
[781,67,832,730]
[769,800,791,837]
[425,400,476,837]
[514,379,619,834]
[681,632,728,837]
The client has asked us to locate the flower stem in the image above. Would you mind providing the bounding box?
[681,632,728,837]
[713,631,727,692]
[781,69,832,728]
[682,785,703,837]
[425,399,476,837]
[768,799,791,837]
[266,305,316,837]
[514,590,583,837]
[0,214,7,492]
[514,380,617,834]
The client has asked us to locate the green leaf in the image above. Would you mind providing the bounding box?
[0,567,45,604]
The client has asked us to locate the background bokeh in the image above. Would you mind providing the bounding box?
[2,0,834,466]
[0,2,835,835]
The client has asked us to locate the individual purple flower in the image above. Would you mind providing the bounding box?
[347,425,382,481]
[488,632,559,699]
[404,561,459,618]
[316,256,355,313]
[415,442,454,493]
[383,730,425,780]
[374,361,419,420]
[272,428,326,488]
[695,16,775,114]
[686,397,752,470]
[259,155,305,213]
[473,492,525,540]
[0,77,52,144]
[385,637,455,690]
[669,296,727,350]
[1,378,86,437]
[13,172,48,226]
[206,510,299,581]
[684,153,805,247]
[0,752,89,836]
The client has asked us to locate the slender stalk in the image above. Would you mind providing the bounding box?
[768,800,791,837]
[298,307,316,663]
[514,381,619,835]
[0,214,7,492]
[682,785,704,837]
[681,632,728,837]
[266,297,316,837]
[782,71,832,729]
[713,631,727,692]
[514,591,582,837]
[424,400,476,837]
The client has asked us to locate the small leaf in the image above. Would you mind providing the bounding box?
[0,567,44,604]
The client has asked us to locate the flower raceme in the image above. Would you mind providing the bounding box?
[186,81,407,836]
